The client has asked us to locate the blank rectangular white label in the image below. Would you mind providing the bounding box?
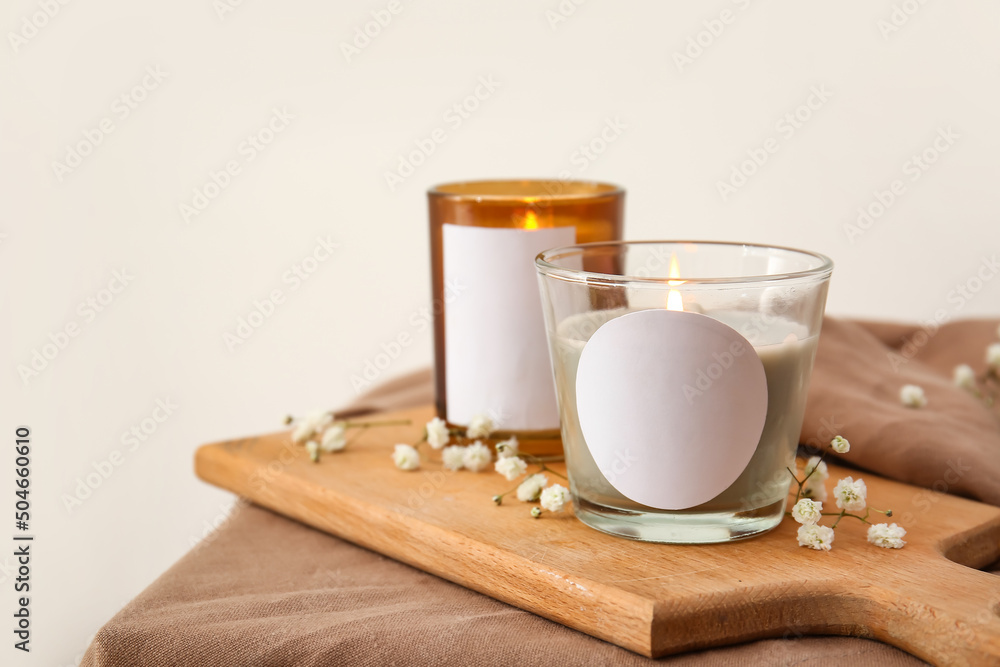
[443,223,574,430]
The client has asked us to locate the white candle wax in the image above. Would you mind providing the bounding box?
[552,309,818,513]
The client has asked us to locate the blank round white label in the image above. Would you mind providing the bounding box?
[575,309,768,510]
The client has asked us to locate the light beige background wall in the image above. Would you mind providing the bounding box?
[2,1,998,664]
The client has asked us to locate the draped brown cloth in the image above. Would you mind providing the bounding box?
[83,318,1000,667]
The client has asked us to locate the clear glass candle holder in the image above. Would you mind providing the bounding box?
[536,241,833,544]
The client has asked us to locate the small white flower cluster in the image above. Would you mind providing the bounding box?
[829,435,850,454]
[833,476,867,512]
[516,474,548,502]
[954,364,977,390]
[428,439,496,473]
[539,484,570,513]
[951,327,1000,411]
[988,341,1000,370]
[392,414,499,472]
[426,417,450,450]
[491,441,572,516]
[791,499,835,551]
[790,436,905,551]
[288,410,349,462]
[800,456,828,502]
[796,523,835,551]
[493,468,571,519]
[392,444,420,471]
[866,522,907,549]
[899,384,927,409]
[495,455,527,481]
[398,415,572,518]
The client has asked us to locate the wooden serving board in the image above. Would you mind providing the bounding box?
[195,405,1000,665]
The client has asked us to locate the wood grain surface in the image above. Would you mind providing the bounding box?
[194,405,1000,665]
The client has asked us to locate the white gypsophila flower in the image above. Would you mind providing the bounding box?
[392,444,420,471]
[540,484,571,512]
[466,414,495,439]
[833,476,868,512]
[804,456,829,482]
[320,423,347,452]
[791,498,823,525]
[441,445,466,471]
[305,440,320,462]
[953,364,977,390]
[495,436,519,459]
[516,474,548,502]
[425,417,450,450]
[291,422,313,445]
[462,441,493,472]
[987,343,1000,370]
[796,523,835,551]
[291,409,333,444]
[802,482,827,503]
[494,456,528,481]
[867,523,907,549]
[899,384,927,408]
[830,436,850,454]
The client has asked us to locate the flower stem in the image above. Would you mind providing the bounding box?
[522,454,565,464]
[538,463,568,480]
[492,483,521,505]
[787,466,804,504]
[823,510,871,527]
[343,419,412,428]
[868,506,893,517]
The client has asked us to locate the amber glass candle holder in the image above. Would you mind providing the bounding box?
[427,180,624,448]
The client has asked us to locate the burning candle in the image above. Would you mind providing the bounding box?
[536,241,833,543]
[427,180,624,439]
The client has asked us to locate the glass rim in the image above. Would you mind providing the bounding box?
[535,240,834,287]
[427,179,624,202]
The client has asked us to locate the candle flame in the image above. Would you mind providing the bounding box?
[666,253,684,311]
[523,210,538,230]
